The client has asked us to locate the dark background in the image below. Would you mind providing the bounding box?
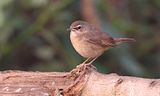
[0,0,160,78]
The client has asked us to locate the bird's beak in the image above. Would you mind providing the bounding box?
[67,28,71,31]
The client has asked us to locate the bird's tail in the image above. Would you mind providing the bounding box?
[113,38,136,45]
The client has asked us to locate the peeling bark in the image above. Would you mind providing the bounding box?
[0,64,159,96]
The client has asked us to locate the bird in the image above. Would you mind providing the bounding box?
[68,20,135,65]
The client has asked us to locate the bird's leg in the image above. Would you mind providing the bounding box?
[87,56,99,65]
[82,58,92,64]
[76,58,92,69]
[76,58,91,68]
[76,56,99,70]
[84,56,99,69]
[70,57,94,75]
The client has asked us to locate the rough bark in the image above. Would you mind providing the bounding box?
[0,64,159,96]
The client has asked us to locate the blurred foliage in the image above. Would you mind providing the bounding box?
[0,0,159,78]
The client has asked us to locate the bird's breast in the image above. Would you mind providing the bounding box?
[70,32,106,58]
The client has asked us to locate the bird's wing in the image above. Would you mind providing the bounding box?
[84,32,116,47]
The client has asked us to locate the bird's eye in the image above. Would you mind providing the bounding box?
[77,26,81,29]
[75,25,82,30]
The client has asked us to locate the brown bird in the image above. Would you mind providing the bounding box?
[68,20,135,64]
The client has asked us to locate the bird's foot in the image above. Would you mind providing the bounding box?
[76,63,96,70]
[70,63,96,75]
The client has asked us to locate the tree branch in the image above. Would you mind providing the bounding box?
[0,64,159,96]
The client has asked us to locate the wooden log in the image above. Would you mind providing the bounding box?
[0,64,159,96]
